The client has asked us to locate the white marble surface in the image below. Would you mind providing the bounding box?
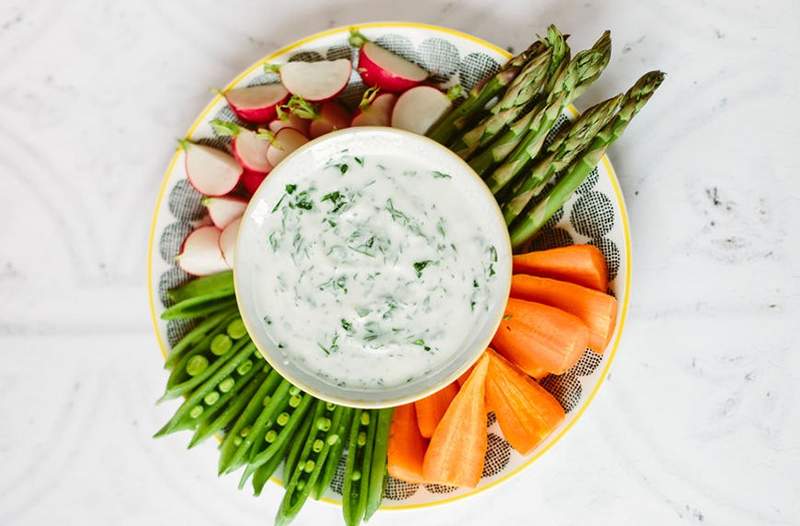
[1,1,798,525]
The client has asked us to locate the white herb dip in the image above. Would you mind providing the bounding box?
[237,129,511,397]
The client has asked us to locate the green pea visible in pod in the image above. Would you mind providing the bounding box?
[210,334,233,356]
[227,319,248,339]
[186,355,209,376]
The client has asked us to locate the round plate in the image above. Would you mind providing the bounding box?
[147,22,631,510]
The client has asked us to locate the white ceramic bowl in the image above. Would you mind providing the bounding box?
[234,127,512,408]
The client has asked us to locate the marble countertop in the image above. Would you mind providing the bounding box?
[1,1,798,525]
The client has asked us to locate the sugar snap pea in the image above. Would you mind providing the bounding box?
[217,368,284,474]
[164,310,240,371]
[160,295,238,321]
[252,429,293,496]
[343,409,376,526]
[163,310,234,369]
[282,402,318,483]
[153,341,256,437]
[314,406,354,499]
[168,271,234,304]
[364,408,394,520]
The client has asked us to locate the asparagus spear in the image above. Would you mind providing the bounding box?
[426,40,545,145]
[485,31,613,195]
[501,93,624,224]
[509,71,665,248]
[451,32,559,158]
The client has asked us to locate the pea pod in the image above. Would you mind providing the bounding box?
[160,321,246,401]
[342,409,377,526]
[364,408,394,520]
[238,392,314,486]
[153,341,256,437]
[276,403,346,525]
[251,430,293,496]
[188,362,269,448]
[218,369,284,474]
[163,310,233,369]
[168,271,234,303]
[161,295,238,321]
[314,406,354,499]
[165,311,240,377]
[283,406,316,482]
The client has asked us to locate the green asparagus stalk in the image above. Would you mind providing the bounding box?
[485,30,612,195]
[501,93,624,224]
[426,40,546,145]
[509,71,665,248]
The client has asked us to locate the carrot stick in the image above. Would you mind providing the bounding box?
[422,354,489,488]
[491,298,589,375]
[387,404,428,484]
[513,245,608,291]
[510,274,617,353]
[415,382,459,438]
[485,350,565,454]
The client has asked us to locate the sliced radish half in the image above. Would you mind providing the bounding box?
[203,195,247,229]
[349,30,428,93]
[309,101,351,138]
[210,120,270,173]
[391,86,455,135]
[182,141,242,197]
[268,110,310,135]
[176,226,228,276]
[351,91,397,127]
[223,84,288,124]
[219,218,241,268]
[241,169,268,196]
[266,128,309,166]
[279,59,351,102]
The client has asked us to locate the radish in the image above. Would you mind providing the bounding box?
[202,195,247,229]
[221,84,288,124]
[219,217,241,268]
[349,30,428,93]
[391,85,460,135]
[265,127,309,166]
[277,59,351,102]
[241,169,268,196]
[286,96,351,138]
[180,140,242,197]
[210,120,270,173]
[176,226,228,276]
[268,107,311,135]
[351,88,397,127]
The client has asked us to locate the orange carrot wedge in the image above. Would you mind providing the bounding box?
[510,274,617,353]
[492,298,589,375]
[415,382,459,438]
[388,403,429,483]
[513,245,608,291]
[422,354,489,487]
[486,350,565,454]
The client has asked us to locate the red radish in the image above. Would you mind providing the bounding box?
[202,195,247,229]
[268,107,310,135]
[351,89,397,127]
[221,84,288,124]
[176,226,228,276]
[266,127,309,166]
[391,85,460,135]
[349,30,428,93]
[277,59,351,102]
[210,120,270,173]
[286,96,351,138]
[241,169,268,196]
[219,217,240,268]
[181,140,242,197]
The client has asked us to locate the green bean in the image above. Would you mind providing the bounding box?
[314,407,353,499]
[364,408,394,520]
[153,342,256,437]
[283,402,318,483]
[167,271,234,304]
[342,409,376,526]
[160,329,247,401]
[188,363,269,448]
[217,369,284,473]
[160,295,238,321]
[238,393,314,485]
[276,403,346,525]
[163,310,234,369]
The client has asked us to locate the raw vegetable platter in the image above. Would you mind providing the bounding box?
[148,21,652,520]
